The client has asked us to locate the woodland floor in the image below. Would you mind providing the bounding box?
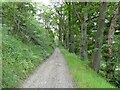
[20,48,75,88]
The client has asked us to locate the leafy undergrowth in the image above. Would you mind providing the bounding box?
[0,23,2,89]
[2,26,55,88]
[61,48,115,88]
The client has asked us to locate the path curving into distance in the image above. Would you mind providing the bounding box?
[21,48,75,88]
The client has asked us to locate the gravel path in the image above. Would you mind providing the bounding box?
[21,48,75,88]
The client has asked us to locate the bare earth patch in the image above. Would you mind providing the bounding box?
[21,48,75,88]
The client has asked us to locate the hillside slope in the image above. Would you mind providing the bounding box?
[2,26,55,88]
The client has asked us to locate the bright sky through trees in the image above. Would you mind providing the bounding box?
[33,0,51,6]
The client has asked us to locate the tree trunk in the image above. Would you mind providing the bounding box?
[58,21,62,44]
[80,2,88,60]
[63,27,66,48]
[72,2,88,59]
[55,5,63,45]
[106,2,120,79]
[92,2,108,73]
[62,21,67,48]
[68,3,74,53]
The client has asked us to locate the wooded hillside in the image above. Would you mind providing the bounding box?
[2,2,55,88]
[1,1,120,88]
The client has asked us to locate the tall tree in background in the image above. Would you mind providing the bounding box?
[68,3,74,53]
[81,2,88,60]
[54,2,120,87]
[92,2,108,73]
[72,2,88,60]
[55,5,63,44]
[106,2,120,79]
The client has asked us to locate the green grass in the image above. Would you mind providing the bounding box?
[2,26,55,88]
[61,48,115,88]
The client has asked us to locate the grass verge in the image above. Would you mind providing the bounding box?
[61,48,115,88]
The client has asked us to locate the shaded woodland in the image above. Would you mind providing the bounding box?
[1,1,120,88]
[54,2,120,87]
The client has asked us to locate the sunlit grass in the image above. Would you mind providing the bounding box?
[61,48,115,88]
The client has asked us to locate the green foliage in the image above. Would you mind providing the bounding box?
[0,23,2,90]
[2,2,55,88]
[56,2,119,87]
[2,24,54,88]
[2,1,120,88]
[61,48,115,88]
[113,70,120,87]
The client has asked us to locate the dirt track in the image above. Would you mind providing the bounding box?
[21,48,75,88]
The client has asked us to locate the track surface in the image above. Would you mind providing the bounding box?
[21,48,75,88]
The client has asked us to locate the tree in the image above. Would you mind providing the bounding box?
[92,2,108,73]
[72,2,88,60]
[54,2,119,87]
[106,2,120,80]
[68,2,75,53]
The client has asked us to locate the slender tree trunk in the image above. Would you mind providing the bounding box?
[92,2,108,73]
[106,2,120,79]
[58,21,62,44]
[80,2,88,60]
[66,32,69,50]
[63,27,66,48]
[68,3,70,51]
[55,5,64,45]
[68,3,74,53]
[72,2,88,59]
[70,7,75,52]
[71,30,75,52]
[80,23,84,57]
[62,23,67,48]
[64,27,68,49]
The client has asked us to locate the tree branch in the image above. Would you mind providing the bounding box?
[86,15,99,22]
[72,2,82,23]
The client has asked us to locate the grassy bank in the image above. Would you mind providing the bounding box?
[61,48,115,88]
[2,26,55,88]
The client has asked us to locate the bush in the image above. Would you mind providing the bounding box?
[2,24,55,88]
